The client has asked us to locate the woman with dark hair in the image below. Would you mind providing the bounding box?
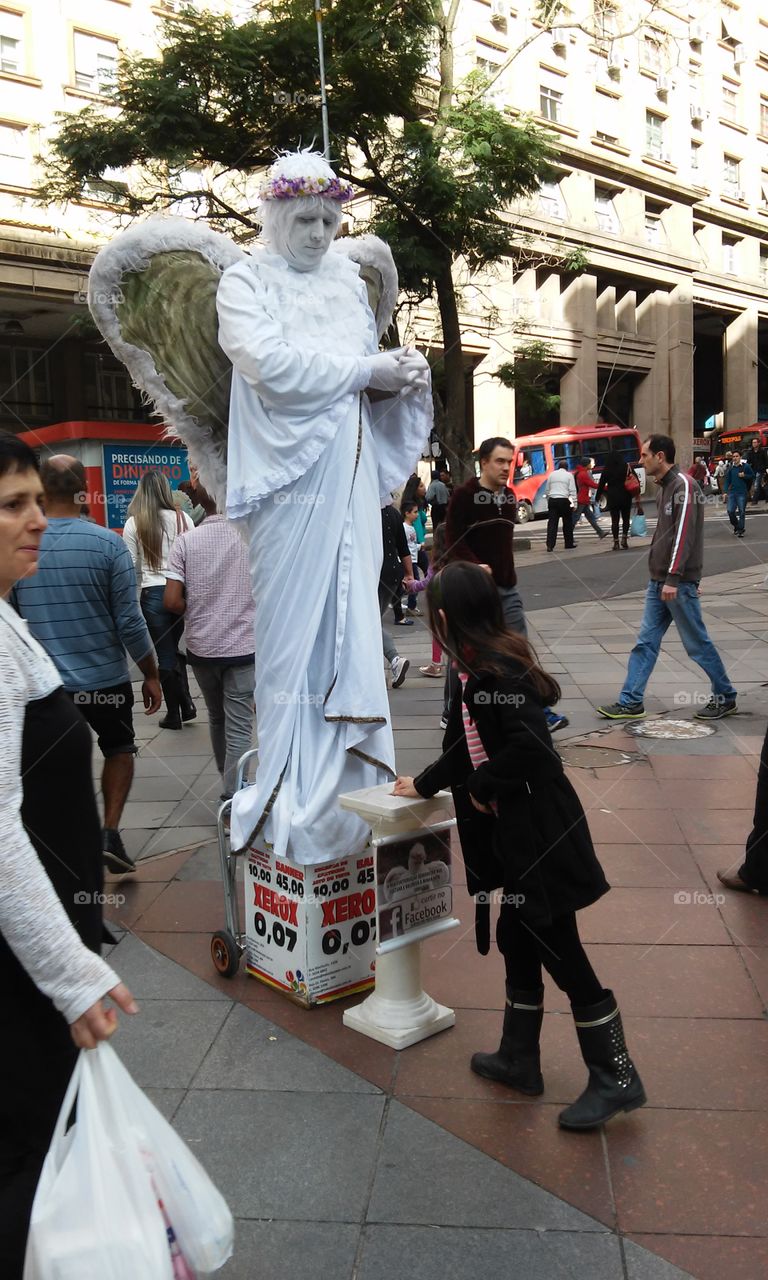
[393,561,645,1131]
[123,469,195,728]
[400,474,428,613]
[595,451,635,550]
[0,437,137,1276]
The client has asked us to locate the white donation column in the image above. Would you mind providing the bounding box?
[339,784,458,1049]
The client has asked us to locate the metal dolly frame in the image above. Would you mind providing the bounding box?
[210,747,259,978]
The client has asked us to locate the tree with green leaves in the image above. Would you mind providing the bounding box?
[41,0,655,473]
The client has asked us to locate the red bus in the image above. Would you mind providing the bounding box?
[710,423,768,458]
[510,424,643,523]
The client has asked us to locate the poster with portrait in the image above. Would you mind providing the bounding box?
[374,821,459,953]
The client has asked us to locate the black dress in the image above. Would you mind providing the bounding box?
[0,689,103,1278]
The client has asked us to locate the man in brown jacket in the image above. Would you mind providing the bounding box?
[597,434,737,722]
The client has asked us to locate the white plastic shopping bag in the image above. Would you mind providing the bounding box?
[23,1049,173,1280]
[91,1044,234,1272]
[24,1042,234,1280]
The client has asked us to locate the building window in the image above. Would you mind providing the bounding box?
[760,246,768,283]
[538,179,566,219]
[594,91,620,143]
[722,80,739,123]
[641,35,663,73]
[73,31,118,96]
[0,345,52,420]
[0,121,28,186]
[645,110,665,158]
[84,352,140,420]
[760,98,768,138]
[722,235,738,274]
[691,142,701,173]
[0,11,23,75]
[595,185,619,232]
[539,83,563,122]
[723,153,740,193]
[645,202,665,246]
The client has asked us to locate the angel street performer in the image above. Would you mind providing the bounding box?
[215,151,432,864]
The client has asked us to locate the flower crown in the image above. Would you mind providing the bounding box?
[259,150,355,203]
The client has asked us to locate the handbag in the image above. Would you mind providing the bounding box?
[624,465,641,497]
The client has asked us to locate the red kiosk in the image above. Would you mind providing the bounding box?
[16,421,189,532]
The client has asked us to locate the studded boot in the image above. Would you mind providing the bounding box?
[558,990,646,1130]
[470,984,544,1095]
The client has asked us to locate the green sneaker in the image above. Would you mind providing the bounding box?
[694,697,737,721]
[596,701,645,720]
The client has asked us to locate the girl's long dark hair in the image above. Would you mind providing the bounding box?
[427,561,561,705]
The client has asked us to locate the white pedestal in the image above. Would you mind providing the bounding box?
[339,784,456,1049]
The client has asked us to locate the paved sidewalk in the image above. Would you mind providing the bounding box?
[104,563,768,1280]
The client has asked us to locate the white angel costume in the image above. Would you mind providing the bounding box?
[86,150,432,866]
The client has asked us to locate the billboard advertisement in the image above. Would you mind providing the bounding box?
[102,444,190,530]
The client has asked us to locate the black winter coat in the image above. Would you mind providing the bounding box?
[413,663,609,938]
[595,454,634,511]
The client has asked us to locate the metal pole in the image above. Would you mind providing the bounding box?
[314,0,331,159]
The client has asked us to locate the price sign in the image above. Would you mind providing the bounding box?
[244,847,376,1005]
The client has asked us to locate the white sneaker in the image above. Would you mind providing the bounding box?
[391,656,409,688]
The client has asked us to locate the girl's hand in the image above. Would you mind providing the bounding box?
[70,982,138,1050]
[469,793,493,815]
[393,776,419,798]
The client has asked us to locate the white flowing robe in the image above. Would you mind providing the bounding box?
[216,249,431,864]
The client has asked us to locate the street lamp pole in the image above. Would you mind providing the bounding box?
[314,0,330,160]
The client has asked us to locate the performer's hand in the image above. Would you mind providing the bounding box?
[366,351,429,395]
[393,776,419,798]
[469,793,493,814]
[661,583,677,601]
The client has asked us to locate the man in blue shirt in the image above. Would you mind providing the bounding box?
[13,455,162,874]
[722,449,754,538]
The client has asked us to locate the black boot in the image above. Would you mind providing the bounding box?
[621,535,629,550]
[612,538,620,551]
[177,655,197,722]
[159,671,183,730]
[470,985,544,1095]
[558,990,646,1130]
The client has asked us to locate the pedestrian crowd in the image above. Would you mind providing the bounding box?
[3,425,768,1278]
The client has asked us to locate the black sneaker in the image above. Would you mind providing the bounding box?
[596,701,645,720]
[694,697,737,721]
[103,828,136,874]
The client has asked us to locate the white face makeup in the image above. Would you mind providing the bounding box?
[261,197,341,272]
[284,207,338,271]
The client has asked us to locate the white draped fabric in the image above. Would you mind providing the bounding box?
[216,249,431,864]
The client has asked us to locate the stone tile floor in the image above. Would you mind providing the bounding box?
[102,563,768,1280]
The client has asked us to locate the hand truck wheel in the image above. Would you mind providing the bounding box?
[211,929,240,978]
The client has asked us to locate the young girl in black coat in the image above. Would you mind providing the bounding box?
[394,561,645,1130]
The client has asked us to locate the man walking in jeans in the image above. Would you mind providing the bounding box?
[597,435,737,722]
[164,485,255,801]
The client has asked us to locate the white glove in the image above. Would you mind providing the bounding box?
[365,349,430,395]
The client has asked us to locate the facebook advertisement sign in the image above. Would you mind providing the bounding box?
[102,445,190,530]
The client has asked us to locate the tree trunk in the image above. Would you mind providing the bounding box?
[435,260,474,481]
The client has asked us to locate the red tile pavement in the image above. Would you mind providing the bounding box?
[627,1234,768,1280]
[126,752,768,1279]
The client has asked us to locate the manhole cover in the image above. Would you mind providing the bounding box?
[558,744,643,768]
[623,718,715,740]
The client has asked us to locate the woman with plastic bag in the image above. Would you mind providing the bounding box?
[0,437,137,1278]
